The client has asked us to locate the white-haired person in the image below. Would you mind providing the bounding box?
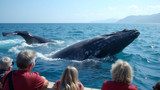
[101,59,138,90]
[1,49,49,90]
[0,57,14,90]
[54,66,84,90]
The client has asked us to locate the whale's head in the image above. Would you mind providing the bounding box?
[113,29,140,39]
[95,29,140,58]
[111,29,140,46]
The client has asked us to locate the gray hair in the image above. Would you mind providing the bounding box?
[0,57,13,70]
[111,59,133,84]
[16,49,36,69]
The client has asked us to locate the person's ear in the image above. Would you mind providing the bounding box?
[28,64,34,71]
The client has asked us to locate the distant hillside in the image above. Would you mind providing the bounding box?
[91,18,119,23]
[117,13,160,23]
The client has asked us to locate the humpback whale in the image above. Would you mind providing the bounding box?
[2,31,54,44]
[52,29,140,60]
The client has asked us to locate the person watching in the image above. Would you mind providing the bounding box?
[101,59,138,90]
[0,57,14,90]
[54,66,84,90]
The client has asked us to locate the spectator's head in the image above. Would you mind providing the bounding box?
[153,82,160,90]
[16,49,36,71]
[111,59,133,84]
[60,66,79,90]
[0,57,13,71]
[61,66,78,82]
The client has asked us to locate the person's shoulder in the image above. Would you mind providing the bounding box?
[23,72,40,78]
[78,81,83,86]
[28,72,40,75]
[54,80,60,89]
[56,80,60,84]
[103,80,113,84]
[128,85,138,90]
[78,82,84,90]
[101,81,114,90]
[55,80,60,85]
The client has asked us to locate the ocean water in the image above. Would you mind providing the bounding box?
[0,23,160,90]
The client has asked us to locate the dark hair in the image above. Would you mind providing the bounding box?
[153,82,160,90]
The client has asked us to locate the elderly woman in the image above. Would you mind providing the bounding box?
[0,57,13,90]
[101,59,138,90]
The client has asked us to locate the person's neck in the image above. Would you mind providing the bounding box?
[18,68,30,72]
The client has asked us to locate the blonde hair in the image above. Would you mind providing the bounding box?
[111,59,133,84]
[59,66,79,90]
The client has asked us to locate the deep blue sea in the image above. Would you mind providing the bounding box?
[0,23,160,90]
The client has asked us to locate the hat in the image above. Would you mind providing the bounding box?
[0,57,13,70]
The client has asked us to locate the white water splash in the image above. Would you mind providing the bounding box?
[150,45,155,49]
[6,39,65,61]
[0,39,24,45]
[54,40,64,45]
[36,52,58,61]
[8,42,32,54]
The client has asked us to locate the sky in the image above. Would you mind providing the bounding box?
[0,0,160,23]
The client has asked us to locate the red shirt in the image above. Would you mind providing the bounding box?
[54,80,83,90]
[101,81,138,90]
[1,70,44,90]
